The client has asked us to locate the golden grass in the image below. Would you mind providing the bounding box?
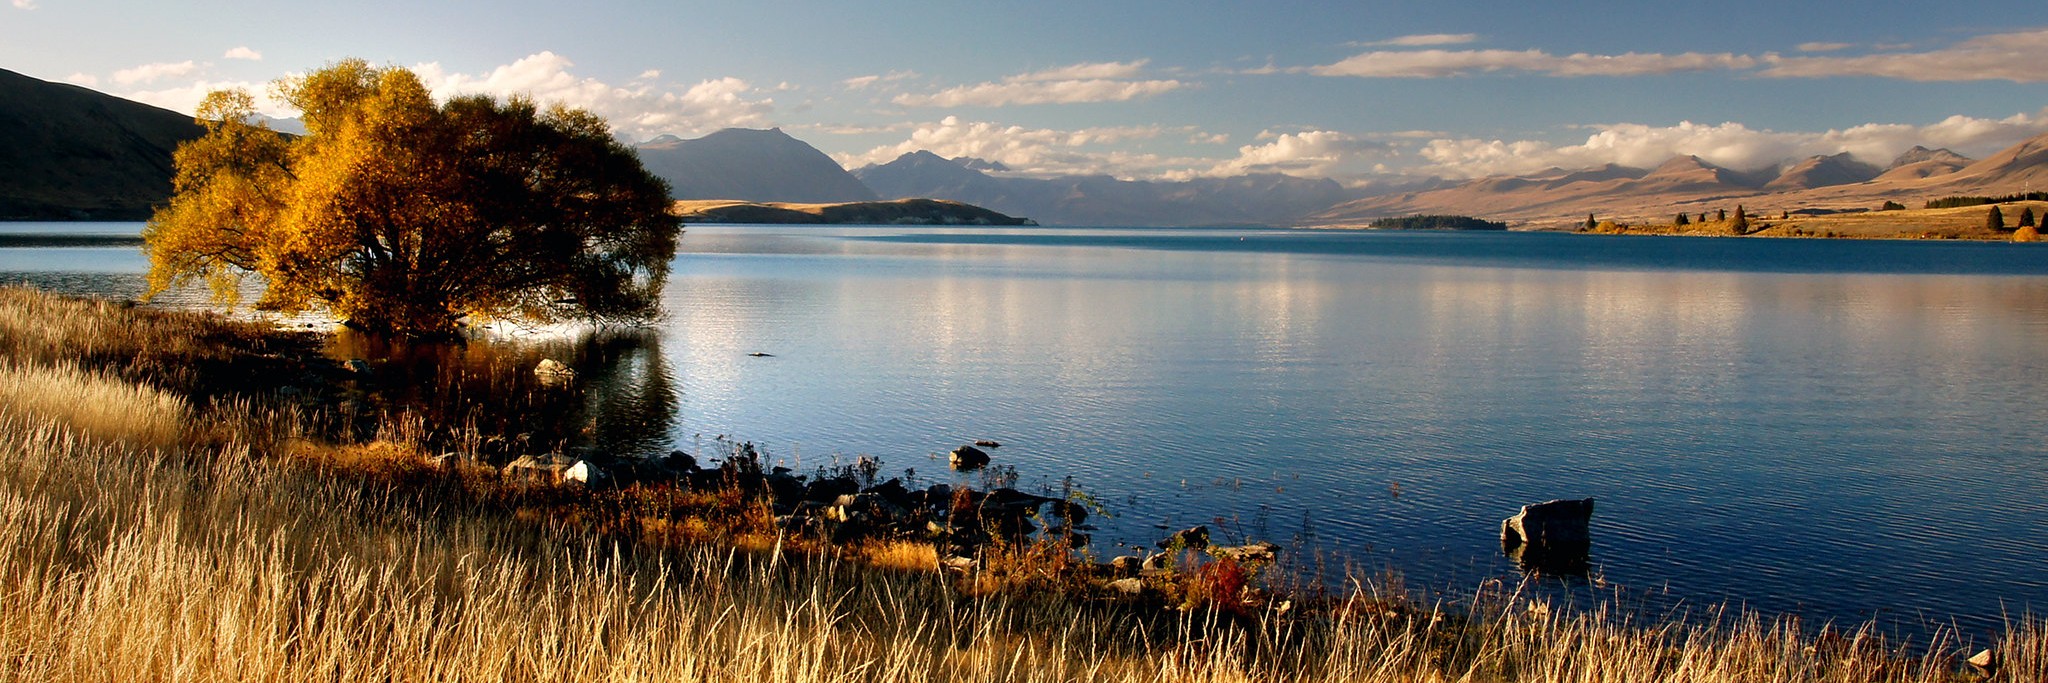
[0,360,191,448]
[0,286,2040,681]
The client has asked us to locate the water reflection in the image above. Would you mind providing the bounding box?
[326,327,678,461]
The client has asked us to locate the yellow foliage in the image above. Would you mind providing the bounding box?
[146,59,681,336]
[2014,225,2040,242]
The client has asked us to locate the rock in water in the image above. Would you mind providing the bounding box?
[533,358,577,385]
[1157,525,1211,550]
[1501,498,1594,549]
[1500,498,1595,575]
[949,445,990,471]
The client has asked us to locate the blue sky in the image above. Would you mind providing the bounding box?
[5,0,2047,182]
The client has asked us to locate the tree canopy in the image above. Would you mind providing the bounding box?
[145,60,680,336]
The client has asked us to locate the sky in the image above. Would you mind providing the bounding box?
[5,0,2048,183]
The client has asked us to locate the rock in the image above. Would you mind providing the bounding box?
[533,358,576,384]
[1141,552,1173,574]
[865,478,913,509]
[1107,578,1145,595]
[502,454,576,483]
[427,453,460,471]
[1157,525,1211,550]
[343,358,371,374]
[765,471,804,502]
[1501,498,1595,575]
[662,450,698,472]
[805,476,861,503]
[949,445,990,471]
[1108,555,1143,577]
[747,352,774,357]
[1210,541,1280,565]
[1048,500,1089,525]
[1500,498,1595,549]
[938,555,977,574]
[564,459,603,484]
[974,440,1001,448]
[1967,648,1998,672]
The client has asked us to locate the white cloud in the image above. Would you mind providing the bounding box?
[892,60,1187,107]
[1357,33,1480,47]
[1761,29,2048,82]
[11,0,37,10]
[120,79,274,116]
[222,46,262,61]
[410,51,775,140]
[1412,109,2048,178]
[112,60,200,85]
[841,70,918,91]
[1309,49,1756,78]
[1302,29,2048,82]
[637,69,661,80]
[1199,130,1392,177]
[64,73,98,87]
[1796,42,1852,53]
[837,115,1208,177]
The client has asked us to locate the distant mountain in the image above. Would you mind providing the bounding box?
[953,157,1010,172]
[855,152,1351,226]
[1874,146,1971,182]
[1936,131,2048,189]
[673,198,1033,225]
[0,68,204,220]
[1764,153,1881,191]
[634,128,877,203]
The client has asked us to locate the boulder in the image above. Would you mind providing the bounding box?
[1140,552,1173,574]
[502,454,576,483]
[1048,500,1089,525]
[1967,648,1998,673]
[343,358,371,374]
[949,445,991,471]
[1107,578,1145,595]
[1501,498,1595,575]
[1108,555,1143,577]
[533,358,577,385]
[1500,498,1595,549]
[564,459,604,484]
[1157,525,1211,550]
[1210,541,1280,565]
[974,440,1002,448]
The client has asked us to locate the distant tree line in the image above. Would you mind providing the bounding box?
[1370,215,1508,231]
[1924,192,2048,209]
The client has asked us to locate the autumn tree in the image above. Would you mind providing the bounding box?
[1730,205,1749,234]
[1674,212,1690,226]
[145,60,679,336]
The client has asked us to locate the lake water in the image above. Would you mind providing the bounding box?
[6,221,2047,637]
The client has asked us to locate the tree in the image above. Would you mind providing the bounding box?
[2020,207,2037,228]
[146,60,679,336]
[1880,200,1906,211]
[1730,205,1749,234]
[1986,205,2006,231]
[1674,213,1690,226]
[1584,213,1597,230]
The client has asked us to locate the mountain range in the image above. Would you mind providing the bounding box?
[5,67,2048,227]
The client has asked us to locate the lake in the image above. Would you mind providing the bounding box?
[6,221,2047,637]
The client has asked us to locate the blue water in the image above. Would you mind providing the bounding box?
[7,223,2048,638]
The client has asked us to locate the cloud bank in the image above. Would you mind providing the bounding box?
[1414,109,2048,178]
[1306,28,2048,82]
[411,51,776,140]
[892,60,1188,107]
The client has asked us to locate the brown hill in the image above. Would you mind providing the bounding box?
[0,68,205,220]
[1764,153,1880,191]
[1311,132,2048,228]
[672,198,1033,225]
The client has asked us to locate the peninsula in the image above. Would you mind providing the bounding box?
[673,198,1035,225]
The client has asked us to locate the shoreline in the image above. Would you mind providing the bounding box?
[0,284,2039,680]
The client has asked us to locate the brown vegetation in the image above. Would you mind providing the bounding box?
[0,285,2039,681]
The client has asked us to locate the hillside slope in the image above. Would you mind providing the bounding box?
[635,128,878,203]
[0,68,204,220]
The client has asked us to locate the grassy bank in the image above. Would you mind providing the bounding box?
[0,285,2038,681]
[1577,202,2048,241]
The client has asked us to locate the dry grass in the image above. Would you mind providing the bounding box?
[0,286,2040,682]
[0,360,191,447]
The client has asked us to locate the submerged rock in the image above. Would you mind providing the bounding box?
[1500,498,1594,549]
[1157,525,1211,550]
[533,358,576,385]
[949,445,991,471]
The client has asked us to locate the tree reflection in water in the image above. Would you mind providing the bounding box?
[324,327,677,463]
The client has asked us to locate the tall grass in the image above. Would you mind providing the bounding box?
[0,361,190,447]
[0,286,2038,681]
